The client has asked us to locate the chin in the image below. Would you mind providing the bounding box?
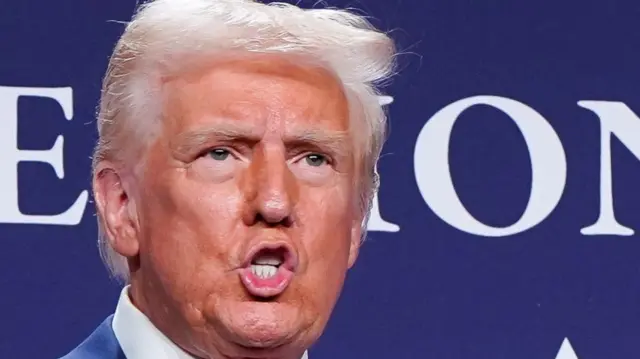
[207,300,313,354]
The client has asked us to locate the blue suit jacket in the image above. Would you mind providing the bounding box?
[59,315,126,359]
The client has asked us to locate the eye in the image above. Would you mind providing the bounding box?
[208,148,231,161]
[304,153,329,167]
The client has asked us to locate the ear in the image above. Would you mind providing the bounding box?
[347,218,363,269]
[93,163,140,258]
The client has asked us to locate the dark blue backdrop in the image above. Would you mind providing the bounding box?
[1,1,639,358]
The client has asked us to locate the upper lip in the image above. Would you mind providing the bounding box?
[241,240,299,272]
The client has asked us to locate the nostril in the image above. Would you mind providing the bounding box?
[253,212,293,228]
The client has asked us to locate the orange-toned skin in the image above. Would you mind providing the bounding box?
[94,56,363,359]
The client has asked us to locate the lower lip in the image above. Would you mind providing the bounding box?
[239,266,294,298]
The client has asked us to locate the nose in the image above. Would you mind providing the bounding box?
[242,145,297,227]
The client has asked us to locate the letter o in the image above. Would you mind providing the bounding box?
[414,95,567,236]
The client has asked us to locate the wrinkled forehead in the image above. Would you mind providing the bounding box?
[159,54,353,137]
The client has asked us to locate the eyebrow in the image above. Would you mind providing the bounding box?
[285,128,351,158]
[170,122,352,158]
[170,122,259,157]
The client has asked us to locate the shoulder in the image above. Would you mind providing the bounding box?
[58,315,125,359]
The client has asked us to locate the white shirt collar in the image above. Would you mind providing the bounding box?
[112,286,195,359]
[112,285,309,359]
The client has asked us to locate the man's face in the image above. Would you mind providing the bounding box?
[123,57,362,357]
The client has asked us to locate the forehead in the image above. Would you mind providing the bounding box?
[161,55,350,135]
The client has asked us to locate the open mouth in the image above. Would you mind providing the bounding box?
[239,243,297,299]
[250,248,285,278]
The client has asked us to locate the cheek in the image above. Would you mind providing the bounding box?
[298,183,355,285]
[139,171,245,284]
